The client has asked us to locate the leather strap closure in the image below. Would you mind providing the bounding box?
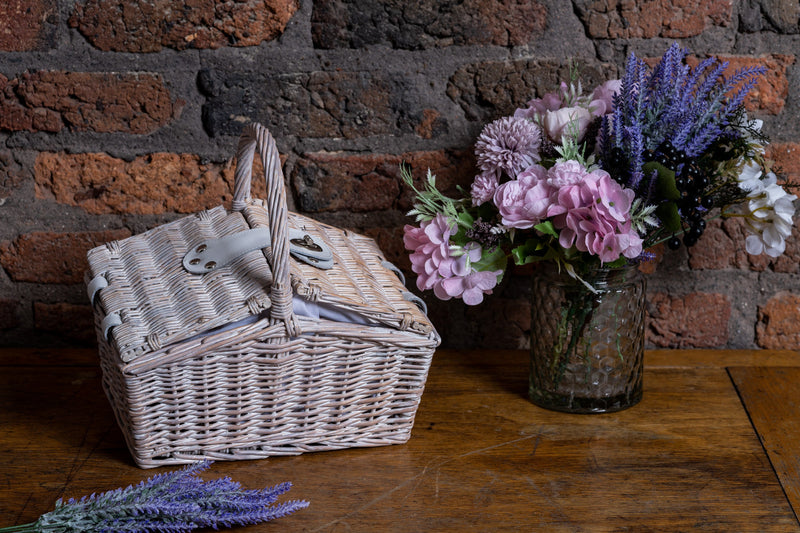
[183,227,333,274]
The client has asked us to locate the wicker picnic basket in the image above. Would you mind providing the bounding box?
[86,123,440,468]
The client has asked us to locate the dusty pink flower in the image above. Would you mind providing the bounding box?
[440,269,502,305]
[403,214,456,292]
[493,164,552,229]
[475,116,542,176]
[590,79,621,116]
[541,105,593,142]
[404,218,502,305]
[470,171,499,206]
[514,90,564,120]
[546,159,592,188]
[544,161,642,263]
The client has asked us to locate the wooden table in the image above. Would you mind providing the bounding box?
[2,348,800,531]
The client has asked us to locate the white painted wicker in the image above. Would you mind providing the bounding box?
[86,123,440,468]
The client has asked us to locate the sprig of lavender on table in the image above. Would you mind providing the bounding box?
[0,460,308,533]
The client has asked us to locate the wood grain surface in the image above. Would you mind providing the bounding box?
[730,365,800,524]
[2,348,799,532]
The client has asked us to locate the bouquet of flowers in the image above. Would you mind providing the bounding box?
[402,43,797,303]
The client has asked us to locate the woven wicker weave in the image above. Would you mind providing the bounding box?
[86,123,440,468]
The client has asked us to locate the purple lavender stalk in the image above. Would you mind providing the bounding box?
[0,461,308,533]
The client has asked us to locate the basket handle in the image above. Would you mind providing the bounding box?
[231,123,296,331]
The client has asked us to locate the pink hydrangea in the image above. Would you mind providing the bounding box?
[403,216,502,305]
[493,165,553,229]
[545,162,642,263]
[403,214,456,292]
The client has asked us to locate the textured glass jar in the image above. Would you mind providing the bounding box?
[529,263,646,414]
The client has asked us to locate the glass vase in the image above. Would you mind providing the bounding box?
[529,263,646,414]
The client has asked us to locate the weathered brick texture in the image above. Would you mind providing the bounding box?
[574,0,733,39]
[0,229,131,284]
[740,0,800,33]
[757,292,800,349]
[69,0,299,52]
[0,0,57,52]
[768,142,800,193]
[646,292,731,348]
[695,54,795,115]
[447,59,616,122]
[293,149,473,213]
[199,68,439,138]
[687,218,799,273]
[0,71,177,133]
[0,150,30,201]
[311,0,547,50]
[34,152,267,215]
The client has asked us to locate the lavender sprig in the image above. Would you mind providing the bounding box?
[0,461,308,533]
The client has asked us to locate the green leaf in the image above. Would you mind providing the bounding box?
[603,257,628,269]
[534,220,559,239]
[655,201,682,234]
[473,246,507,273]
[643,161,680,201]
[511,238,553,265]
[457,211,474,228]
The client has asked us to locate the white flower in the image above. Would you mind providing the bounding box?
[741,172,797,257]
[736,159,764,193]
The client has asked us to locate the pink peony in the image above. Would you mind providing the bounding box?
[546,159,592,188]
[493,164,553,229]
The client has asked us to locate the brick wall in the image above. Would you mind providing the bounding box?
[0,0,798,351]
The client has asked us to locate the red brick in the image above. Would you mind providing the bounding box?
[0,0,57,51]
[712,54,794,115]
[0,298,20,330]
[34,302,96,343]
[767,142,800,195]
[0,71,178,134]
[448,59,616,123]
[311,0,546,49]
[69,0,299,52]
[688,218,770,271]
[646,292,730,348]
[415,109,447,140]
[0,229,131,284]
[757,291,800,349]
[34,152,267,215]
[575,0,732,39]
[292,149,473,213]
[687,216,799,274]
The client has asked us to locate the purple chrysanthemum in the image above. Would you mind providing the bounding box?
[475,116,542,177]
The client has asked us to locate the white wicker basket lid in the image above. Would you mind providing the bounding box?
[86,124,435,364]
